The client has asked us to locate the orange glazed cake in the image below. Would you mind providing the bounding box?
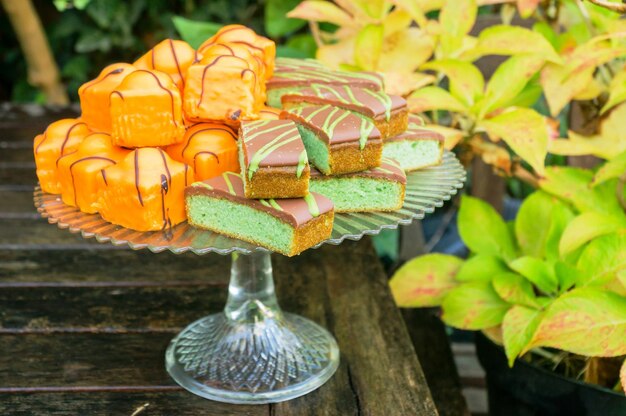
[78,63,135,133]
[95,147,194,232]
[198,24,275,79]
[133,39,200,92]
[166,122,239,181]
[110,69,185,148]
[57,133,130,213]
[183,54,264,123]
[34,118,91,194]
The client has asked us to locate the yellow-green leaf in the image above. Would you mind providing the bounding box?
[383,71,435,96]
[287,1,355,27]
[316,35,356,69]
[421,59,484,106]
[458,195,517,261]
[389,0,427,27]
[456,254,510,282]
[526,288,626,357]
[382,8,412,37]
[390,253,463,307]
[407,86,468,114]
[493,272,542,309]
[467,25,560,63]
[593,150,626,186]
[478,108,548,175]
[442,282,510,330]
[378,27,435,73]
[475,54,545,118]
[560,212,626,256]
[578,233,626,288]
[503,306,544,366]
[440,0,477,58]
[354,24,384,71]
[509,256,558,295]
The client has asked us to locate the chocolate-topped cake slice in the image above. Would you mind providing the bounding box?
[281,104,382,175]
[267,60,384,107]
[239,119,309,199]
[383,114,444,171]
[185,172,334,256]
[309,158,406,212]
[281,84,408,139]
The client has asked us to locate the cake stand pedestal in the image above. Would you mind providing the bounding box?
[34,151,465,405]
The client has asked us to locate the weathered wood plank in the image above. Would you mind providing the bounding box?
[0,286,226,332]
[0,391,267,416]
[0,190,37,217]
[0,249,229,283]
[0,146,34,163]
[0,166,36,187]
[0,218,98,246]
[403,308,470,416]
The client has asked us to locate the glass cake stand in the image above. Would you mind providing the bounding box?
[34,151,465,404]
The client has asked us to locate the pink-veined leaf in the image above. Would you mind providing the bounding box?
[442,282,510,330]
[526,288,626,357]
[493,272,542,309]
[439,0,477,58]
[577,233,626,288]
[389,253,463,307]
[421,59,484,106]
[478,108,549,175]
[378,27,435,74]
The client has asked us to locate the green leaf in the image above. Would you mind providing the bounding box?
[421,60,484,107]
[540,167,624,217]
[75,29,111,53]
[554,261,583,293]
[493,272,541,308]
[593,151,626,186]
[172,16,221,49]
[439,0,477,57]
[265,0,306,38]
[602,68,626,114]
[391,0,428,27]
[577,233,626,288]
[505,80,543,108]
[560,212,626,256]
[442,282,510,330]
[467,25,560,63]
[283,34,317,58]
[389,254,463,307]
[458,195,517,261]
[407,86,468,114]
[475,55,545,118]
[510,256,558,295]
[515,191,574,259]
[456,254,509,282]
[527,288,626,357]
[502,305,543,366]
[478,108,548,175]
[354,24,384,71]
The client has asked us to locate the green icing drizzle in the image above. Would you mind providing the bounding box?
[363,88,392,121]
[304,193,320,217]
[223,172,236,195]
[358,117,375,150]
[269,199,283,211]
[194,181,213,190]
[247,128,300,180]
[297,150,308,178]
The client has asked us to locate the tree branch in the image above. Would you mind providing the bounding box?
[0,0,68,104]
[585,0,626,13]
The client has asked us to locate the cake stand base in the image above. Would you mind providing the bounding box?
[165,251,340,404]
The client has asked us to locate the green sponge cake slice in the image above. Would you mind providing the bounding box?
[383,115,444,171]
[309,158,406,212]
[281,104,382,175]
[185,172,334,256]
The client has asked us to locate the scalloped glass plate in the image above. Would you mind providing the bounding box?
[34,151,466,255]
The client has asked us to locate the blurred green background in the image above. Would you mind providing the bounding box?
[0,0,316,103]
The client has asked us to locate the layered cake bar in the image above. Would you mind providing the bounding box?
[267,63,384,107]
[281,105,382,175]
[185,172,334,256]
[281,84,408,139]
[239,119,309,199]
[383,115,444,171]
[309,158,406,212]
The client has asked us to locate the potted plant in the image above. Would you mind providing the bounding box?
[390,164,626,414]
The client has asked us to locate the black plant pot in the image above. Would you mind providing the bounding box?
[475,333,626,416]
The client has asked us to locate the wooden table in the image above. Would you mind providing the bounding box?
[0,104,466,415]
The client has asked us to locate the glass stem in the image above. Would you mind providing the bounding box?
[224,251,283,323]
